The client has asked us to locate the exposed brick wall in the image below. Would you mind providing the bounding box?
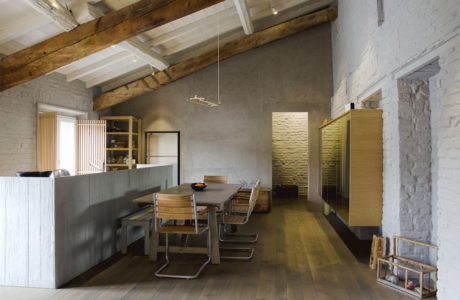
[272,113,309,196]
[0,73,94,176]
[397,79,433,262]
[331,1,460,298]
[436,45,460,300]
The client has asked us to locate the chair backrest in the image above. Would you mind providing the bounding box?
[203,175,227,183]
[154,193,199,232]
[247,180,261,217]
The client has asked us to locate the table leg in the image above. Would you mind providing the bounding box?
[149,229,159,261]
[208,207,220,264]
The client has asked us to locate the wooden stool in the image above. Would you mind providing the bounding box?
[121,207,154,255]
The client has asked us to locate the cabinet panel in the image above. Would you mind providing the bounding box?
[320,109,382,227]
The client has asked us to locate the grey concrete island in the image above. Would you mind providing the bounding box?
[0,165,173,288]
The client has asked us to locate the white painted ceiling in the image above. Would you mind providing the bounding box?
[0,0,333,92]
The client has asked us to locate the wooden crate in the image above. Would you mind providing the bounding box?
[234,188,272,213]
[377,237,438,298]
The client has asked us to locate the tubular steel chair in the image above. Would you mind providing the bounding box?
[218,180,260,260]
[154,193,210,279]
[203,175,227,184]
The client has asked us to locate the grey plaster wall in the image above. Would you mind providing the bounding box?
[112,24,332,204]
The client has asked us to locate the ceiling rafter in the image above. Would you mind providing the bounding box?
[93,6,338,111]
[233,0,253,35]
[119,38,169,71]
[0,0,224,92]
[25,0,78,31]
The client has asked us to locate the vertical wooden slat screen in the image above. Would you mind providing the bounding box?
[38,112,57,171]
[77,120,106,175]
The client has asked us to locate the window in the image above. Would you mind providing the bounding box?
[57,116,77,175]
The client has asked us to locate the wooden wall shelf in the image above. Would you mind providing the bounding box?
[101,116,142,171]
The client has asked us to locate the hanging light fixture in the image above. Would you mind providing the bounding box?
[187,9,221,107]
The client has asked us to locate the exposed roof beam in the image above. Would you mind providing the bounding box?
[70,0,104,24]
[0,11,50,45]
[0,0,224,92]
[233,0,253,35]
[70,2,169,74]
[66,51,129,81]
[25,0,78,31]
[93,6,337,111]
[119,38,169,70]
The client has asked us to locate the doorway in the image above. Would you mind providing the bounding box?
[145,131,180,186]
[272,112,309,198]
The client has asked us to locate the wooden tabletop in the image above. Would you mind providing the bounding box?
[133,183,241,208]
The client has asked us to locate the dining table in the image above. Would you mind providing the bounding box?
[133,182,241,264]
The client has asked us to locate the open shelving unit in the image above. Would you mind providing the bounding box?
[100,116,142,171]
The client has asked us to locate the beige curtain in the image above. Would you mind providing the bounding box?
[37,112,57,171]
[77,120,106,175]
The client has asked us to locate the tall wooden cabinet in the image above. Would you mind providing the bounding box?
[320,109,383,226]
[101,116,142,171]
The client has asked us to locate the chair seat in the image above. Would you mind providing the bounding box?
[159,224,208,235]
[218,214,248,225]
[231,204,249,214]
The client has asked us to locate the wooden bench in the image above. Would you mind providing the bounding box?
[121,206,154,255]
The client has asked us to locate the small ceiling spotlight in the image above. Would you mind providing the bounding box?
[271,5,278,15]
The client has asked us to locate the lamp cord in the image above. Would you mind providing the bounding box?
[217,9,220,105]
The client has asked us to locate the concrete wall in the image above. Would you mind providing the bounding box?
[331,1,460,298]
[0,73,95,176]
[113,25,332,204]
[272,112,309,196]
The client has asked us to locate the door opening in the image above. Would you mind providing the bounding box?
[272,112,309,199]
[145,131,180,186]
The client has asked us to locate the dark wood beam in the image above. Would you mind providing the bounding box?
[93,6,337,111]
[0,0,223,92]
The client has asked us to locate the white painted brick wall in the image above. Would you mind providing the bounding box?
[331,1,460,298]
[272,113,309,196]
[0,73,95,176]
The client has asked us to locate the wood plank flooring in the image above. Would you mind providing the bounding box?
[0,199,418,300]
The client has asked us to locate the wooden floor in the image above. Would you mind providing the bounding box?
[0,199,417,300]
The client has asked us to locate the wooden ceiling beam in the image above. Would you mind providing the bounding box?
[0,0,224,92]
[233,0,253,35]
[93,6,337,111]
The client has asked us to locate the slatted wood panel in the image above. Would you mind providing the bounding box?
[155,193,194,220]
[77,120,106,175]
[37,112,57,171]
[0,178,55,288]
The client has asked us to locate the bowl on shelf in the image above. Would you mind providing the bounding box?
[191,182,207,191]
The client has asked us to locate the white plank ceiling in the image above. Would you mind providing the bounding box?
[0,0,333,92]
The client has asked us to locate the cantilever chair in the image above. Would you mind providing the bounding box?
[154,193,210,279]
[203,175,227,183]
[218,180,260,260]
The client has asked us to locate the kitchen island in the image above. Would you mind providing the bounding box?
[0,165,172,288]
